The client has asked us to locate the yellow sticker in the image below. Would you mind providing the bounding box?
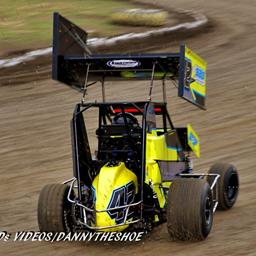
[187,124,200,158]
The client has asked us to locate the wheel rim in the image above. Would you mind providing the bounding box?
[226,172,239,202]
[204,194,213,225]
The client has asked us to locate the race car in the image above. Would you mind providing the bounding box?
[37,13,239,240]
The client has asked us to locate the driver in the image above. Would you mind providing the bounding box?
[112,112,140,127]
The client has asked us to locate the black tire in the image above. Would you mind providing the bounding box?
[167,178,213,241]
[208,163,239,210]
[37,184,75,232]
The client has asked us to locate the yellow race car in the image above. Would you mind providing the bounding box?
[37,13,239,241]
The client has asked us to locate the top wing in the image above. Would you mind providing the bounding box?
[52,13,207,109]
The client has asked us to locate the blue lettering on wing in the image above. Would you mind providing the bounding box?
[194,66,205,85]
[189,132,198,146]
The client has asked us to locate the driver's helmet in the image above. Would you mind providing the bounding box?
[112,112,139,126]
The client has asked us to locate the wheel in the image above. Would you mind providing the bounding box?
[167,178,213,241]
[37,184,75,232]
[208,162,239,210]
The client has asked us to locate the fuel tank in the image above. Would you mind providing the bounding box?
[92,162,138,231]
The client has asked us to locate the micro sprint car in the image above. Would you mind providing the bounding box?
[37,13,239,240]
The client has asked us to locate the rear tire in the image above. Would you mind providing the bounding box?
[167,178,213,241]
[208,163,239,210]
[37,184,75,232]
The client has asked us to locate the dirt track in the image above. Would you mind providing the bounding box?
[0,0,256,255]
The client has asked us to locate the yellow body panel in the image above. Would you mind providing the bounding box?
[145,160,165,209]
[146,131,179,161]
[145,129,179,211]
[92,162,138,231]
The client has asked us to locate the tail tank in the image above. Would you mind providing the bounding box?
[92,162,138,231]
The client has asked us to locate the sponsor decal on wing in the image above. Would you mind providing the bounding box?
[107,60,141,68]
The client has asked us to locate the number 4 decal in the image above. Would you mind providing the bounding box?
[107,182,135,224]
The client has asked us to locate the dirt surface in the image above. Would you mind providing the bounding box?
[0,0,256,255]
[0,5,201,87]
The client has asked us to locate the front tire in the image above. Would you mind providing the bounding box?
[37,184,75,232]
[208,163,239,210]
[167,178,213,241]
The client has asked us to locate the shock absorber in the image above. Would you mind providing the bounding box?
[185,153,193,173]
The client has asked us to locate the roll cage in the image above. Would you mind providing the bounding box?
[71,102,173,190]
